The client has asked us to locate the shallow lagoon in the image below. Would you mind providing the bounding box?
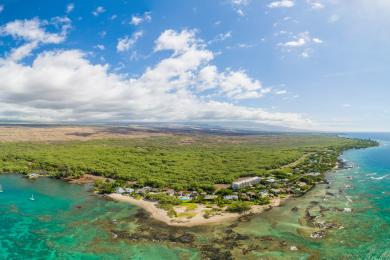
[0,133,389,259]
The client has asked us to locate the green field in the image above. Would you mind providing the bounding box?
[0,134,377,191]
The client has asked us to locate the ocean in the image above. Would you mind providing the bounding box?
[0,133,389,259]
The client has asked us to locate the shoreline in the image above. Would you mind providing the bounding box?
[107,193,287,227]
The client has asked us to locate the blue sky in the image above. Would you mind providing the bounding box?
[0,0,389,131]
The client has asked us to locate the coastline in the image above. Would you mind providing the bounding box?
[107,193,287,227]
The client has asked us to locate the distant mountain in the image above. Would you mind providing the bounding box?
[0,120,312,135]
[120,121,311,135]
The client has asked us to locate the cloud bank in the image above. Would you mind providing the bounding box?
[0,19,310,128]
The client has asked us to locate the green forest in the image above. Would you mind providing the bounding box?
[0,134,377,191]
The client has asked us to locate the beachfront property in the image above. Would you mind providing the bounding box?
[232,176,261,190]
[179,195,192,201]
[115,187,126,194]
[115,187,135,194]
[224,195,239,200]
[204,195,218,200]
[306,172,321,177]
[27,173,39,179]
[135,186,152,194]
[125,188,135,193]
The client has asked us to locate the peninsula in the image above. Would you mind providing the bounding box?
[0,125,378,226]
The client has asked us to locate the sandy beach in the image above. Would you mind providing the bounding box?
[107,193,287,227]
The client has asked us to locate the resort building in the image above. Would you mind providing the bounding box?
[224,195,239,200]
[306,172,321,177]
[115,187,126,194]
[204,195,218,200]
[232,176,261,190]
[125,188,134,193]
[179,196,192,201]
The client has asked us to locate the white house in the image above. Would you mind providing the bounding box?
[232,176,261,190]
[125,188,134,193]
[115,187,126,194]
[224,195,239,200]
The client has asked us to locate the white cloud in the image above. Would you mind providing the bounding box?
[0,5,4,13]
[275,90,287,95]
[117,31,143,52]
[282,38,306,47]
[0,17,70,44]
[312,38,323,44]
[237,43,255,48]
[231,0,250,16]
[328,14,340,23]
[7,41,38,62]
[92,6,105,16]
[66,3,74,13]
[198,65,270,99]
[130,16,142,26]
[130,12,152,26]
[278,32,322,57]
[99,31,107,38]
[306,0,324,10]
[268,0,294,9]
[0,28,310,128]
[154,29,199,54]
[208,31,232,44]
[232,0,250,5]
[0,17,71,62]
[94,44,105,51]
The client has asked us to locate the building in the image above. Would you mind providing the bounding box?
[164,189,175,196]
[232,176,261,190]
[179,196,191,201]
[135,186,152,194]
[224,195,239,200]
[224,195,238,200]
[306,172,321,177]
[125,188,134,193]
[259,191,269,197]
[115,187,126,194]
[204,195,218,200]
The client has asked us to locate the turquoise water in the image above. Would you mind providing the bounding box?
[0,176,198,259]
[232,133,390,259]
[1,133,389,259]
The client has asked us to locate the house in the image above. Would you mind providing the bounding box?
[204,195,217,200]
[232,176,261,190]
[135,186,152,194]
[224,195,239,200]
[179,196,192,201]
[188,191,198,198]
[266,178,276,183]
[115,187,126,194]
[125,188,134,193]
[259,191,269,197]
[164,189,175,196]
[306,172,321,177]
